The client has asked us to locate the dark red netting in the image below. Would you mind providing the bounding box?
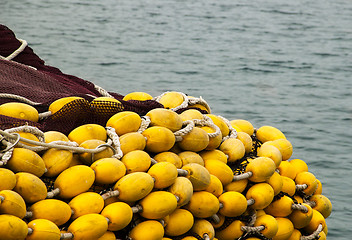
[0,24,163,134]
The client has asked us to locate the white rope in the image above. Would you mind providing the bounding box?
[195,115,221,138]
[188,96,211,113]
[217,115,237,140]
[241,225,265,233]
[0,93,42,105]
[138,116,151,133]
[300,224,323,240]
[5,125,45,142]
[154,91,189,111]
[106,127,123,159]
[296,184,308,191]
[291,204,309,213]
[0,39,27,60]
[38,111,52,119]
[94,84,114,98]
[174,120,195,142]
[233,171,253,181]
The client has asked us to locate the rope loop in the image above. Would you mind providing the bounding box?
[0,38,27,60]
[174,120,195,142]
[300,224,323,240]
[138,116,151,133]
[241,225,265,233]
[5,125,45,142]
[154,91,189,111]
[106,127,123,159]
[217,115,237,140]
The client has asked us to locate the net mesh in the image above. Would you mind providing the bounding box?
[0,24,163,134]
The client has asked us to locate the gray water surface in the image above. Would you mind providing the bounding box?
[2,0,352,238]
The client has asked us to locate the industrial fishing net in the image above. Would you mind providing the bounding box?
[0,24,331,240]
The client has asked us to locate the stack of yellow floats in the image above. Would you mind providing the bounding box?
[0,91,332,240]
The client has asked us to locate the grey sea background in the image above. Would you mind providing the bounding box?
[2,0,351,239]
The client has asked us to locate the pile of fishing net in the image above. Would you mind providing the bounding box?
[0,25,331,240]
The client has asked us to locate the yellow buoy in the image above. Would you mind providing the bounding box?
[272,217,294,240]
[123,91,153,101]
[0,168,16,191]
[113,172,154,202]
[288,203,313,229]
[119,132,146,155]
[29,199,72,226]
[27,219,61,240]
[178,151,204,166]
[142,126,176,153]
[14,172,47,203]
[192,219,215,240]
[215,220,245,240]
[153,151,183,168]
[309,194,332,218]
[230,119,255,136]
[254,214,279,239]
[256,126,286,143]
[266,171,283,196]
[0,214,28,240]
[44,131,69,143]
[205,174,224,197]
[264,139,293,161]
[121,150,151,173]
[129,220,165,240]
[42,148,73,177]
[237,131,253,154]
[265,195,294,217]
[245,157,276,183]
[158,91,185,109]
[181,163,211,191]
[68,213,108,240]
[179,109,204,121]
[281,176,296,197]
[7,148,46,177]
[148,162,178,189]
[219,138,245,162]
[91,158,126,185]
[199,149,228,164]
[202,125,223,150]
[49,96,85,114]
[168,177,194,207]
[0,190,26,218]
[146,108,183,132]
[289,159,308,176]
[68,123,107,145]
[178,127,210,152]
[79,139,114,165]
[277,160,297,180]
[206,114,230,137]
[287,229,302,240]
[204,160,233,186]
[314,179,323,195]
[246,183,274,210]
[218,191,247,217]
[69,192,105,220]
[224,178,248,193]
[185,191,219,218]
[0,102,39,122]
[101,202,133,231]
[106,111,141,136]
[97,231,117,240]
[139,191,178,219]
[295,172,318,196]
[165,208,194,236]
[53,165,95,199]
[257,144,282,167]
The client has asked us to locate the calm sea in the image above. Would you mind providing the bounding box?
[2,0,352,239]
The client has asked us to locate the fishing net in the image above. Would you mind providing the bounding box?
[0,24,163,135]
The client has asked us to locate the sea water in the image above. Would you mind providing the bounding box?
[2,0,352,238]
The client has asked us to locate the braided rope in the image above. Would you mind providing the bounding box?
[296,184,308,191]
[241,225,265,233]
[106,127,123,159]
[194,116,221,138]
[291,203,309,213]
[0,93,42,105]
[188,96,211,113]
[5,125,45,142]
[154,91,189,111]
[304,200,317,208]
[233,171,253,181]
[300,224,323,240]
[138,116,151,133]
[94,84,114,98]
[0,39,27,60]
[217,115,238,140]
[174,120,195,142]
